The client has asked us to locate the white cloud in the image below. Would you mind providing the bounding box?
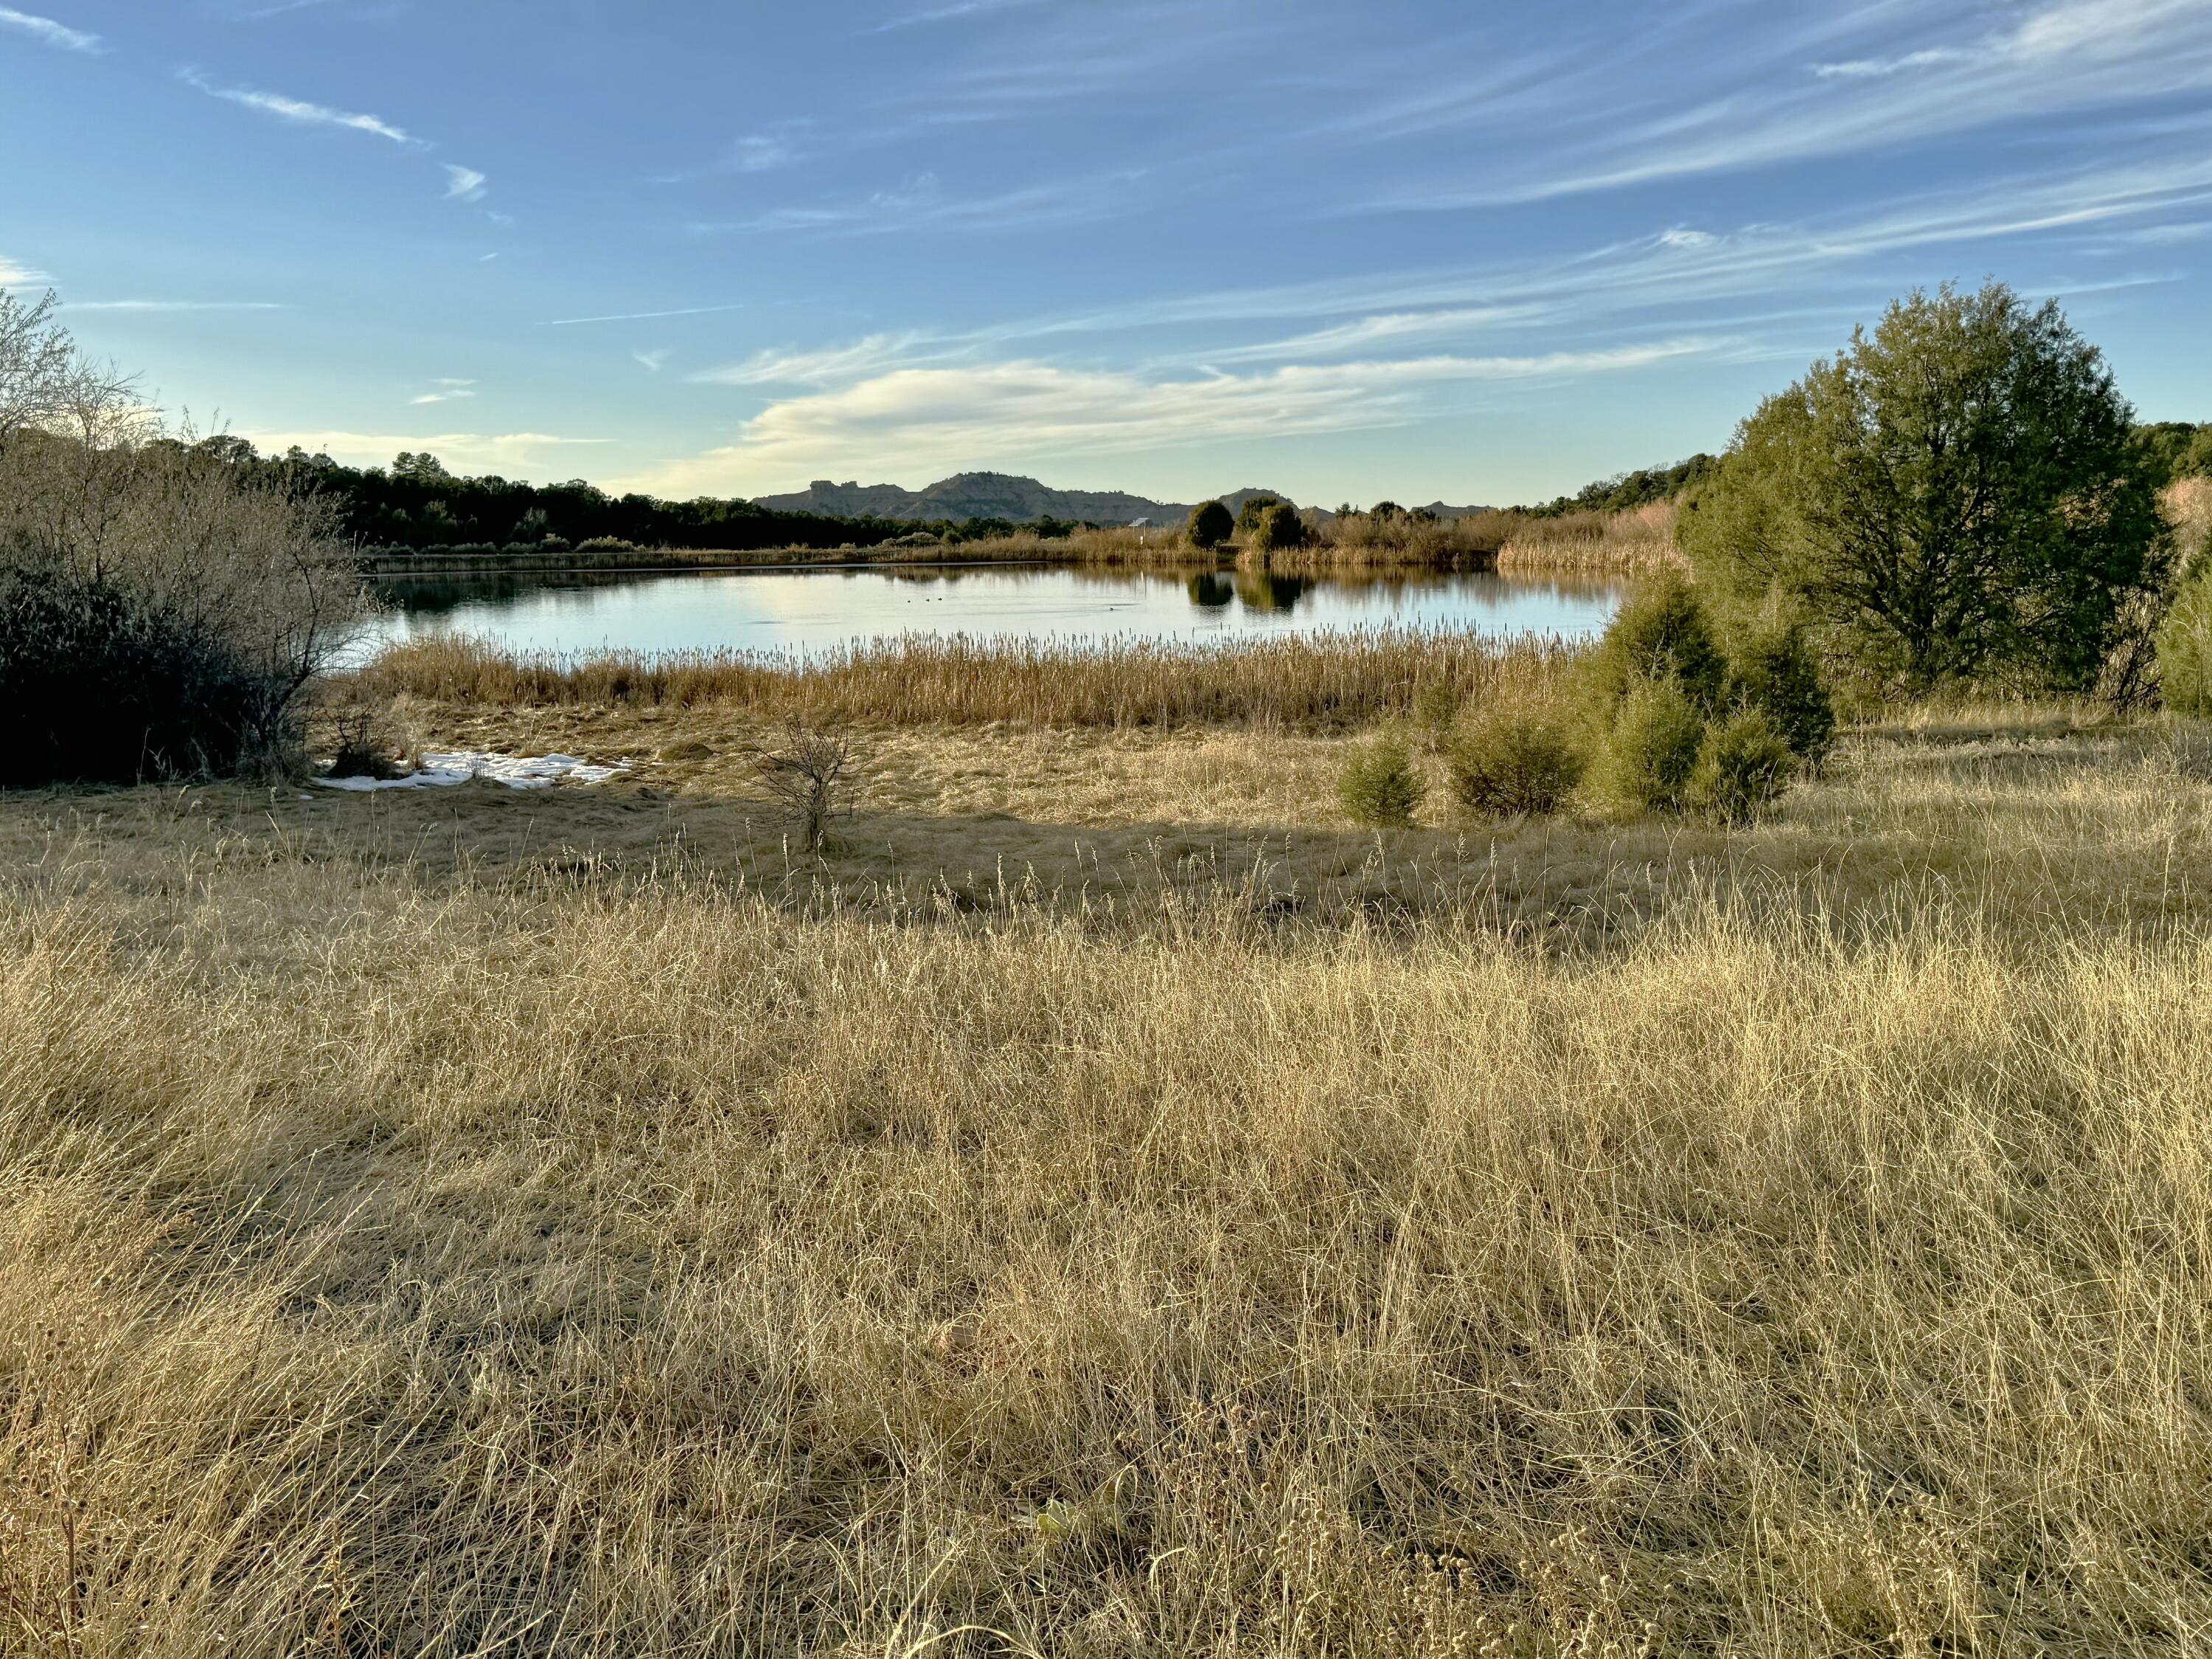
[0,6,100,52]
[183,69,418,145]
[408,378,476,405]
[0,254,52,288]
[1813,48,1969,79]
[2008,0,2206,61]
[630,344,1717,497]
[633,349,670,372]
[240,430,608,476]
[442,165,487,202]
[728,135,793,173]
[1659,227,1717,248]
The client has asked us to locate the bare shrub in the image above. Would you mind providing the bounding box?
[741,717,860,851]
[0,292,366,782]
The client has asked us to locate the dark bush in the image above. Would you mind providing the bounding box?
[1690,709,1797,823]
[1726,613,1835,762]
[1186,500,1234,550]
[0,570,285,785]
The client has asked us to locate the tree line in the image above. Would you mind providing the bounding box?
[179,438,1005,555]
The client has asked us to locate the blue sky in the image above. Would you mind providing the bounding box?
[4,0,2211,506]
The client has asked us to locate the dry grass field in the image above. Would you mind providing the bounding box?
[5,663,2212,1656]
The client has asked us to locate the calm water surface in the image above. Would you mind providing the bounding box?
[366,563,1624,659]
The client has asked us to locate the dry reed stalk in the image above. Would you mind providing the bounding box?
[1496,501,1688,577]
[361,628,1581,730]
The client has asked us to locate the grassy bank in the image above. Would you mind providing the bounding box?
[3,710,2212,1657]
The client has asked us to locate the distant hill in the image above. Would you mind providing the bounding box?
[754,472,1301,527]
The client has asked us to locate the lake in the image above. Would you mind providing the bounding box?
[364,563,1625,659]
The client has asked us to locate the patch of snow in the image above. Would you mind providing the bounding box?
[315,751,627,793]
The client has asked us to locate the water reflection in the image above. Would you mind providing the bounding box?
[1231,570,1311,613]
[361,561,1625,660]
[1186,572,1234,609]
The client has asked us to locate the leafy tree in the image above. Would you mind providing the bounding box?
[1249,501,1307,552]
[1678,282,2168,695]
[1234,495,1285,535]
[1186,500,1233,549]
[392,451,453,483]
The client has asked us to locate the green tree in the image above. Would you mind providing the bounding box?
[1186,499,1233,549]
[1234,495,1284,535]
[1678,282,2167,695]
[1249,501,1307,552]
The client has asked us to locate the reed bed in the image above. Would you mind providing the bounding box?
[4,771,2212,1655]
[363,628,1578,729]
[1496,501,1687,577]
[1302,510,1514,568]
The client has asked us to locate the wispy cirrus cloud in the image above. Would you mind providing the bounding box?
[690,333,956,386]
[0,5,101,52]
[863,0,1047,34]
[442,165,487,201]
[540,302,746,327]
[629,342,1720,497]
[692,168,1147,237]
[182,67,419,144]
[65,299,288,312]
[633,349,671,372]
[0,254,51,288]
[1330,0,2212,212]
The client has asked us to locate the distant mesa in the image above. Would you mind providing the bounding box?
[751,473,1498,528]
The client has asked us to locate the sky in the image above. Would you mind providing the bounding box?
[4,0,2211,508]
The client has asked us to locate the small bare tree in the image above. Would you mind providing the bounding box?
[741,717,860,852]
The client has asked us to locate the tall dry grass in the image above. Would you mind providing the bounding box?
[363,629,1577,729]
[4,749,2212,1654]
[1496,502,1687,577]
[2166,475,2212,574]
[1303,511,1514,568]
